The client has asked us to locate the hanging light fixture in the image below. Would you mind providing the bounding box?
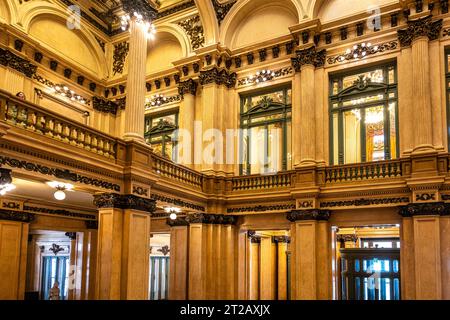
[0,168,15,196]
[47,181,73,201]
[165,207,181,220]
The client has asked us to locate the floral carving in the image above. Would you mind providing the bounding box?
[178,15,205,50]
[397,15,443,47]
[113,41,129,75]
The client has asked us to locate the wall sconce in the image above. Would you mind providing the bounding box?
[47,181,73,201]
[165,207,181,220]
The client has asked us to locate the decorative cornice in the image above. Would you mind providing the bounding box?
[291,46,326,71]
[0,209,35,222]
[178,79,198,96]
[166,217,189,227]
[0,156,121,192]
[399,202,449,217]
[112,42,129,76]
[185,213,237,225]
[0,48,37,78]
[211,0,237,25]
[199,67,237,88]
[397,15,443,47]
[85,220,98,229]
[93,193,156,214]
[320,197,410,208]
[178,15,205,50]
[150,193,205,211]
[287,209,331,222]
[227,203,295,213]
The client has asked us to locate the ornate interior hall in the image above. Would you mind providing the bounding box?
[0,0,449,301]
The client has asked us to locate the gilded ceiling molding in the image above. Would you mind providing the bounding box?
[0,156,121,192]
[178,15,205,50]
[185,213,237,225]
[286,209,331,222]
[199,67,237,88]
[93,193,156,213]
[0,48,37,78]
[397,15,443,47]
[211,0,237,25]
[178,78,198,96]
[112,41,129,75]
[291,46,326,72]
[0,209,35,222]
[399,202,450,217]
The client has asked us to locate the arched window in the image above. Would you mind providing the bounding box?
[329,63,398,165]
[239,87,292,175]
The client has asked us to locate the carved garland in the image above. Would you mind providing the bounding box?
[0,156,121,192]
[287,209,331,222]
[0,209,35,222]
[327,41,398,65]
[227,203,295,213]
[237,67,294,86]
[178,15,205,50]
[185,213,237,225]
[150,193,205,211]
[112,42,129,75]
[399,202,450,217]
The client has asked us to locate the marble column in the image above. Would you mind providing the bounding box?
[93,194,155,300]
[178,79,198,166]
[123,18,148,142]
[291,46,326,167]
[287,209,332,300]
[248,236,260,300]
[274,236,290,300]
[399,203,447,300]
[167,220,189,300]
[397,15,443,153]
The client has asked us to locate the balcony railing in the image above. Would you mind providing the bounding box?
[0,90,117,159]
[324,159,405,183]
[231,171,294,191]
[151,153,203,189]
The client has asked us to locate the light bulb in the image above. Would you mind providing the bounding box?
[169,213,177,220]
[54,190,66,201]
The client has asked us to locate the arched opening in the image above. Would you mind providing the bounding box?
[317,0,397,22]
[146,32,183,75]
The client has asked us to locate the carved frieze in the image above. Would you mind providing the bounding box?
[178,79,198,97]
[291,46,327,71]
[178,15,205,50]
[166,217,189,227]
[23,205,96,220]
[397,15,443,47]
[0,209,34,222]
[227,203,295,213]
[0,48,37,78]
[199,67,237,88]
[113,42,129,75]
[150,193,205,212]
[93,193,156,213]
[320,197,410,208]
[336,234,358,243]
[272,236,291,243]
[0,156,120,192]
[327,41,398,65]
[287,209,331,222]
[122,0,158,22]
[185,213,237,225]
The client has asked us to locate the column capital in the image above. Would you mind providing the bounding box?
[185,213,237,225]
[93,193,156,214]
[287,209,331,222]
[0,209,34,222]
[178,78,198,97]
[247,231,261,243]
[397,15,443,47]
[291,46,326,72]
[272,235,291,243]
[121,0,158,22]
[336,234,358,244]
[166,217,189,227]
[199,67,237,88]
[399,202,449,217]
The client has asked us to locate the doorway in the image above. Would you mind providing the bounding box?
[149,233,170,300]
